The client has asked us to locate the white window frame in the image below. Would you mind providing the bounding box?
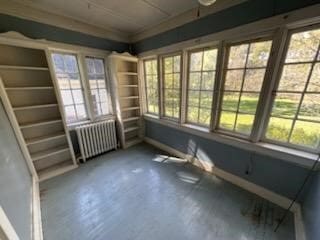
[143,58,160,115]
[159,51,183,122]
[184,45,220,128]
[49,49,114,128]
[261,24,320,154]
[214,34,275,141]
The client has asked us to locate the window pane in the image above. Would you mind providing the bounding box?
[99,89,108,102]
[307,63,320,91]
[174,56,180,72]
[200,91,213,107]
[242,69,266,92]
[94,59,104,74]
[164,57,173,73]
[164,74,173,88]
[266,117,293,142]
[278,64,311,91]
[238,93,259,114]
[52,53,88,123]
[101,102,109,115]
[290,121,320,148]
[188,107,199,123]
[271,93,301,118]
[190,52,202,71]
[224,70,243,91]
[228,44,248,69]
[173,73,180,88]
[203,49,217,71]
[220,111,236,130]
[221,92,240,111]
[286,29,320,63]
[188,90,200,107]
[189,72,201,89]
[201,72,215,90]
[235,114,254,135]
[199,108,211,126]
[299,94,320,121]
[144,59,159,114]
[247,41,272,67]
[86,58,95,74]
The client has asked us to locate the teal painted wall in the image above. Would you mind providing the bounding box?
[133,0,320,53]
[0,101,32,240]
[0,13,129,52]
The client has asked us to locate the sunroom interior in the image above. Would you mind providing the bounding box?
[0,0,320,240]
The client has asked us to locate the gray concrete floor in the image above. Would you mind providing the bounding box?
[40,143,295,240]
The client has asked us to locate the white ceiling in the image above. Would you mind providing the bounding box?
[12,0,199,34]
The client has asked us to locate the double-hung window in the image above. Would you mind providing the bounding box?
[162,54,182,120]
[51,52,112,125]
[218,39,273,136]
[265,27,320,150]
[85,57,111,117]
[187,48,218,127]
[144,59,159,114]
[52,53,88,124]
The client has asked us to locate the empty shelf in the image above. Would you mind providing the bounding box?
[13,103,58,111]
[118,85,138,88]
[122,106,140,112]
[120,96,139,99]
[117,72,138,76]
[31,145,70,161]
[125,137,142,148]
[123,117,139,122]
[38,160,77,182]
[0,65,49,71]
[26,132,66,145]
[124,126,139,133]
[5,86,54,90]
[20,119,63,129]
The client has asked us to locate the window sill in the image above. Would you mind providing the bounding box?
[67,115,116,130]
[144,115,319,170]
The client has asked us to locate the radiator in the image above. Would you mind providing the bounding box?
[76,120,117,162]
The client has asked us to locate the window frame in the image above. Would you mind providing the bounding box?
[261,24,320,154]
[143,58,160,116]
[185,46,219,128]
[50,49,113,127]
[215,35,275,140]
[160,51,183,122]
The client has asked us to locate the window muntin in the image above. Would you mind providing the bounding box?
[85,57,110,117]
[144,59,159,114]
[266,28,320,149]
[162,54,181,119]
[218,40,273,136]
[187,48,218,126]
[52,53,88,123]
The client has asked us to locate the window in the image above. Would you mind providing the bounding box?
[144,59,159,114]
[85,57,110,117]
[218,40,273,136]
[162,54,181,119]
[265,28,320,150]
[187,48,218,126]
[52,53,88,123]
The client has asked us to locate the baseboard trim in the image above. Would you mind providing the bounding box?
[32,177,43,240]
[144,137,306,240]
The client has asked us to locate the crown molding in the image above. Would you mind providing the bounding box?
[130,0,248,42]
[0,0,130,43]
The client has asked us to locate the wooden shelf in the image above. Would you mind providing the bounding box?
[20,119,62,129]
[118,85,138,88]
[124,126,139,133]
[5,86,54,91]
[38,160,77,182]
[117,72,138,76]
[31,145,69,161]
[26,132,66,145]
[120,96,139,100]
[0,65,49,71]
[121,106,140,112]
[13,103,58,111]
[123,117,139,122]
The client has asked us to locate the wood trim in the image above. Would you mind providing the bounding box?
[0,206,19,240]
[143,136,305,240]
[32,177,43,240]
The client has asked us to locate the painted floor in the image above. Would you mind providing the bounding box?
[40,143,295,240]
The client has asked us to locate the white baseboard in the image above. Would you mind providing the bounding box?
[32,177,43,240]
[144,137,306,240]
